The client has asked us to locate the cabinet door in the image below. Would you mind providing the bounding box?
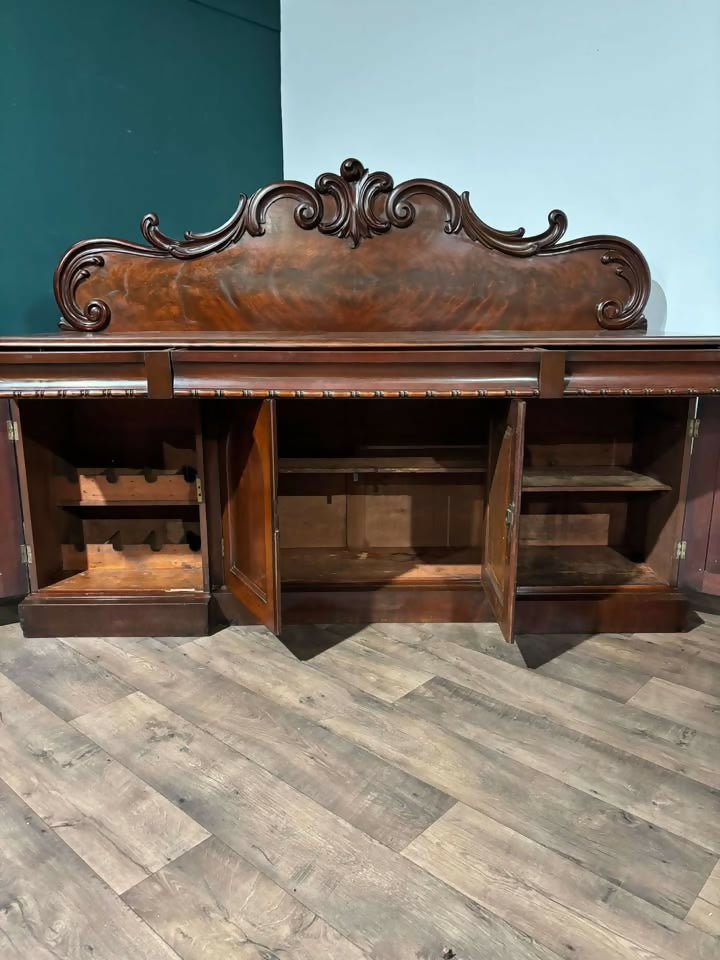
[483,399,526,642]
[220,399,281,633]
[0,401,28,599]
[680,397,720,595]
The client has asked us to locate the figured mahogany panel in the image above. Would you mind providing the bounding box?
[55,159,649,336]
[482,399,526,642]
[219,399,280,632]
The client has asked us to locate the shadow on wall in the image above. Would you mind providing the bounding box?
[645,280,668,334]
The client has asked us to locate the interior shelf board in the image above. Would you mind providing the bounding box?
[57,500,200,508]
[53,471,197,506]
[517,545,667,589]
[522,466,671,492]
[281,546,482,588]
[40,566,203,596]
[279,456,486,475]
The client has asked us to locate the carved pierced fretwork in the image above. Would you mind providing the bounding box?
[55,158,650,333]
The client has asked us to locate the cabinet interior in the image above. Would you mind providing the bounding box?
[277,397,690,594]
[277,400,486,588]
[18,399,205,595]
[16,394,689,614]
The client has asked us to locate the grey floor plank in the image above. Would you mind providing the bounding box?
[63,633,454,852]
[404,802,720,960]
[686,860,720,937]
[570,632,720,697]
[632,630,720,665]
[628,677,720,737]
[0,671,209,894]
[182,629,715,918]
[0,778,182,960]
[349,627,720,790]
[383,621,653,702]
[74,691,562,960]
[0,633,133,721]
[399,675,720,854]
[4,617,718,957]
[293,633,435,702]
[124,835,370,960]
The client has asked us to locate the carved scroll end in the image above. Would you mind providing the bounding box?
[55,249,112,333]
[595,244,651,330]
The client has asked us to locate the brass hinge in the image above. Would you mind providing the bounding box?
[675,540,687,560]
[505,502,515,528]
[6,420,18,442]
[20,543,32,565]
[689,418,700,440]
[195,477,203,503]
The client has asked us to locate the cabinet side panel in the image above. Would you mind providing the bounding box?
[0,401,27,598]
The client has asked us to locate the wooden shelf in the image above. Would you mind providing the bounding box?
[281,546,482,588]
[279,457,485,475]
[41,566,203,595]
[522,467,671,493]
[517,545,667,589]
[54,469,198,506]
[40,542,204,596]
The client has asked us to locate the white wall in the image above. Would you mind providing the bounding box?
[281,0,720,334]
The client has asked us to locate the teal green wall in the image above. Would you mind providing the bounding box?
[0,0,282,334]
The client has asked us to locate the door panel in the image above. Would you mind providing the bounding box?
[0,401,28,598]
[220,399,280,632]
[482,399,526,641]
[679,397,720,595]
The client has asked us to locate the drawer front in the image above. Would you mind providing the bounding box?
[565,349,720,395]
[172,349,543,398]
[0,352,154,398]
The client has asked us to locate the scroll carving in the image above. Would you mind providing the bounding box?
[55,158,650,333]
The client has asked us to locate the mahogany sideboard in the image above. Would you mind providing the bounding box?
[1,158,718,641]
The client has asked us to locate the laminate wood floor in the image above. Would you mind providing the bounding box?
[1,610,719,959]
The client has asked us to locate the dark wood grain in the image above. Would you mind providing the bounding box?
[483,400,525,641]
[144,350,173,399]
[55,159,648,335]
[680,397,720,596]
[220,399,280,632]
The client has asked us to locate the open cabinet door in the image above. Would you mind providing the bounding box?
[482,399,526,642]
[220,399,281,633]
[0,401,28,599]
